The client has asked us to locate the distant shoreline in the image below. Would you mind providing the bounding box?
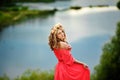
[0,8,57,31]
[0,2,118,31]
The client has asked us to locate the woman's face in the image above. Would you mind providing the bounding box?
[57,29,65,41]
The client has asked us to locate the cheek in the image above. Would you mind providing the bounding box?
[58,35,62,38]
[57,34,60,38]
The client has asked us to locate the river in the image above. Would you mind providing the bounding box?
[0,0,120,79]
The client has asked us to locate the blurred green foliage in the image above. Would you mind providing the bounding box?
[0,0,55,7]
[0,74,9,80]
[91,21,120,80]
[0,0,57,31]
[70,6,82,10]
[117,0,120,9]
[0,69,54,80]
[0,8,56,31]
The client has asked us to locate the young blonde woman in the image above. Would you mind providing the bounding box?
[48,23,90,80]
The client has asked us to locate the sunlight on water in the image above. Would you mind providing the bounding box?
[0,6,120,79]
[55,6,119,43]
[0,0,120,79]
[68,6,118,16]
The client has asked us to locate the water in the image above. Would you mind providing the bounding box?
[21,0,118,10]
[0,0,120,79]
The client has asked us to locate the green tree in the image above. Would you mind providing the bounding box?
[0,74,9,80]
[117,0,120,9]
[91,22,120,80]
[14,69,54,80]
[0,0,14,7]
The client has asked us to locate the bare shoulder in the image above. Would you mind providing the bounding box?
[59,41,68,47]
[59,41,71,49]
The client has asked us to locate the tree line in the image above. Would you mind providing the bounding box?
[0,0,55,7]
[90,1,120,80]
[91,21,120,80]
[0,21,120,80]
[0,0,120,80]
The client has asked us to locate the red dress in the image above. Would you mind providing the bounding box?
[53,49,90,80]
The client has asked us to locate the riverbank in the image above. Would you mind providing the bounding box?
[0,7,57,31]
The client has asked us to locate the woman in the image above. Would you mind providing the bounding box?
[48,23,90,80]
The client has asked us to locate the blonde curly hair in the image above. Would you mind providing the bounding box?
[48,23,67,50]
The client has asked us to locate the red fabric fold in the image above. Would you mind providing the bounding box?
[53,49,90,80]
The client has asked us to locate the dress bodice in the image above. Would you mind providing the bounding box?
[53,49,74,65]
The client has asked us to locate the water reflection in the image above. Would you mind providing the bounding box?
[21,0,118,10]
[55,6,119,42]
[0,6,120,78]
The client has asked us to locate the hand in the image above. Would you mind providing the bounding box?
[67,45,72,50]
[83,63,88,68]
[74,59,88,68]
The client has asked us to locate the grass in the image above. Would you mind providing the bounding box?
[0,6,57,31]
